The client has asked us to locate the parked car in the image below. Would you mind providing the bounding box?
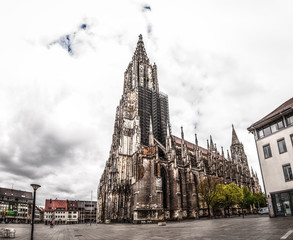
[258,207,269,215]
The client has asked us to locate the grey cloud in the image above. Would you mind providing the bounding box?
[56,186,74,194]
[0,152,50,179]
[0,106,96,181]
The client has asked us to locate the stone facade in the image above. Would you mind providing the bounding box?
[97,35,261,223]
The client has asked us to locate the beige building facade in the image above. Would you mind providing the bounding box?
[248,97,293,217]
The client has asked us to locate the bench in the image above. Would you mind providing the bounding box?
[0,228,16,238]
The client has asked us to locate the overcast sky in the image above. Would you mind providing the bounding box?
[0,0,293,206]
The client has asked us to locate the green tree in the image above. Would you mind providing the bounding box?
[238,186,255,217]
[196,175,221,217]
[239,186,254,210]
[211,183,243,216]
[210,184,226,216]
[253,192,267,211]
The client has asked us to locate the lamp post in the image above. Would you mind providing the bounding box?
[30,184,41,240]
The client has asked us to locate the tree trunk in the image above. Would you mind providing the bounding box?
[207,203,211,218]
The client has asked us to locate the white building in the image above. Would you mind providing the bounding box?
[248,97,293,217]
[66,210,78,224]
[44,199,78,224]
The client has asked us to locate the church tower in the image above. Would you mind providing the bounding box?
[230,124,248,166]
[230,125,250,187]
[97,35,172,223]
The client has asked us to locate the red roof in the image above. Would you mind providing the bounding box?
[67,200,78,210]
[45,199,68,212]
[248,97,293,130]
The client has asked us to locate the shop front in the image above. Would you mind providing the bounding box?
[271,190,293,217]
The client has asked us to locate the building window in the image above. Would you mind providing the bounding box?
[271,123,277,133]
[290,134,293,146]
[263,144,272,159]
[263,126,272,136]
[287,114,293,126]
[257,119,285,139]
[278,139,287,154]
[258,129,264,139]
[277,120,284,129]
[283,164,293,181]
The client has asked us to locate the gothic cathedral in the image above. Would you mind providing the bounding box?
[97,35,261,223]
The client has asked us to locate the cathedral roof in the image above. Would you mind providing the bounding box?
[248,97,293,131]
[172,135,224,160]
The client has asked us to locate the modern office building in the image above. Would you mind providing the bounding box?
[248,97,293,217]
[77,201,97,224]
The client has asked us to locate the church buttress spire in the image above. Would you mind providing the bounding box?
[210,135,214,152]
[149,116,154,146]
[166,121,172,152]
[181,126,186,159]
[227,150,231,162]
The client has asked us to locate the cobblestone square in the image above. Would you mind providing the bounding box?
[1,215,293,240]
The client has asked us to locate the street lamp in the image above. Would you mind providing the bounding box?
[30,184,41,240]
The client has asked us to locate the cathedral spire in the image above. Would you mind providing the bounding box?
[210,135,214,152]
[166,121,172,152]
[181,126,185,141]
[222,146,226,183]
[181,126,186,159]
[133,34,149,64]
[221,146,225,158]
[251,166,255,177]
[227,150,231,161]
[231,124,240,146]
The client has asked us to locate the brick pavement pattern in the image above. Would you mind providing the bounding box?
[1,216,293,240]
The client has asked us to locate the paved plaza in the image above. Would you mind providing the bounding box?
[1,215,293,240]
